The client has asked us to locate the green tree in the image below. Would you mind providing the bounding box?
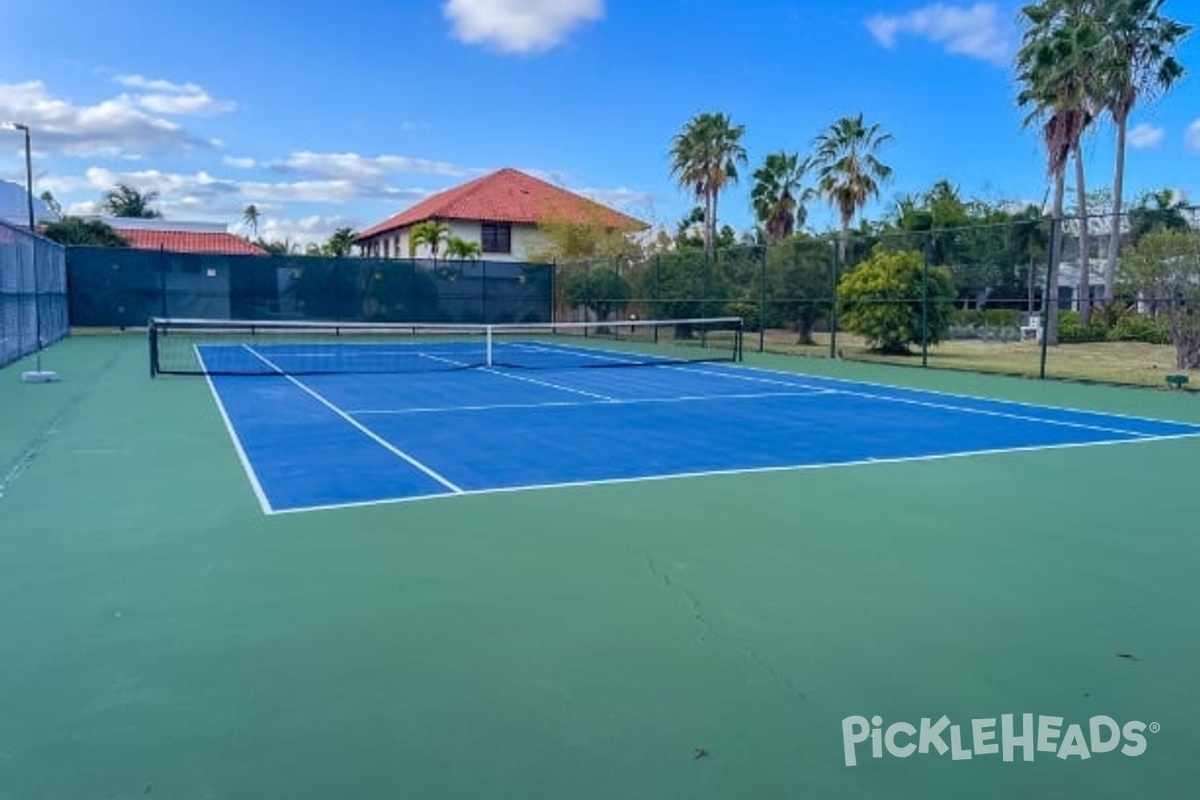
[102,184,161,218]
[1118,228,1200,368]
[1096,0,1190,305]
[751,152,810,243]
[1127,189,1190,246]
[767,236,834,344]
[254,237,297,255]
[812,113,893,263]
[639,250,733,336]
[837,248,955,354]
[408,220,450,259]
[42,216,129,247]
[242,204,261,237]
[445,236,481,260]
[324,227,357,257]
[564,265,631,323]
[531,208,642,263]
[669,112,747,259]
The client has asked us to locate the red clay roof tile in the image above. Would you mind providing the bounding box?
[116,228,268,255]
[357,167,645,241]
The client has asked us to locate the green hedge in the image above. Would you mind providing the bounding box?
[1058,310,1171,345]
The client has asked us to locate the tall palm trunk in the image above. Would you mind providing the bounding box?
[1104,109,1129,306]
[1046,172,1066,346]
[705,190,717,260]
[1074,152,1091,326]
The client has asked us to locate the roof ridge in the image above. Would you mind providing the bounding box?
[357,167,645,241]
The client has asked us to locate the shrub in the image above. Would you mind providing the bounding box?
[1108,315,1171,345]
[1058,311,1108,343]
[837,248,955,354]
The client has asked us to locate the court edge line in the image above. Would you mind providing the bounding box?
[265,430,1200,515]
[197,347,274,515]
[241,345,465,496]
[723,360,1200,429]
[503,337,1200,429]
[670,364,1196,437]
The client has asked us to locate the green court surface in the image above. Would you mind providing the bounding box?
[2,333,1198,799]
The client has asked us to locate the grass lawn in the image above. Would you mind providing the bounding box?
[757,330,1197,390]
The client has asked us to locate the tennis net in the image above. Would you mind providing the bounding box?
[149,316,744,376]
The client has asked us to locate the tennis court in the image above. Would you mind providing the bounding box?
[194,333,1200,513]
[3,327,1200,800]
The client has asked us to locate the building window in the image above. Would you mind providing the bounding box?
[481,222,511,254]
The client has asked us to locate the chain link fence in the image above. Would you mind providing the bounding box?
[57,207,1200,389]
[556,207,1200,389]
[1,220,68,370]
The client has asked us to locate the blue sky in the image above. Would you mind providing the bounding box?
[1,0,1197,247]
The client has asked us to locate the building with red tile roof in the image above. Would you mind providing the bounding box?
[356,167,646,261]
[99,218,267,255]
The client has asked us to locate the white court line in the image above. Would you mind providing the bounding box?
[196,345,274,514]
[479,366,616,401]
[267,431,1200,515]
[719,360,1200,429]
[412,347,615,400]
[241,345,464,495]
[348,389,835,415]
[501,338,1200,431]
[665,364,1186,439]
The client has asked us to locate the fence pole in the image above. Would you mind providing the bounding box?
[758,244,766,353]
[1038,217,1058,380]
[921,231,930,368]
[828,239,838,359]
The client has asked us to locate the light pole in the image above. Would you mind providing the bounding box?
[0,121,35,231]
[1,121,56,382]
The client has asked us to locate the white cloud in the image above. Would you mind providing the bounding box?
[443,0,604,53]
[275,151,471,181]
[1187,120,1200,152]
[0,80,210,157]
[865,3,1012,65]
[115,74,236,116]
[1128,123,1165,149]
[223,156,257,169]
[48,164,426,223]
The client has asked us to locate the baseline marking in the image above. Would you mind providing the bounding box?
[269,431,1200,515]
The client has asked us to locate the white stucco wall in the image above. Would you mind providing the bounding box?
[362,220,552,262]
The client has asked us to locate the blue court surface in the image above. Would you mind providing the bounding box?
[201,343,1200,514]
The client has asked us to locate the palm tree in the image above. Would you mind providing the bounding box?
[751,152,811,243]
[325,227,357,257]
[669,112,747,259]
[102,184,161,218]
[39,190,62,217]
[445,236,481,260]
[1095,0,1190,305]
[408,219,450,259]
[811,113,893,263]
[242,204,261,237]
[1016,2,1099,342]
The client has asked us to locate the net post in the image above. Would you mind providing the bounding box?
[486,324,494,367]
[148,318,159,378]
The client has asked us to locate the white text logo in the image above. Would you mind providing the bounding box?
[842,714,1158,767]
